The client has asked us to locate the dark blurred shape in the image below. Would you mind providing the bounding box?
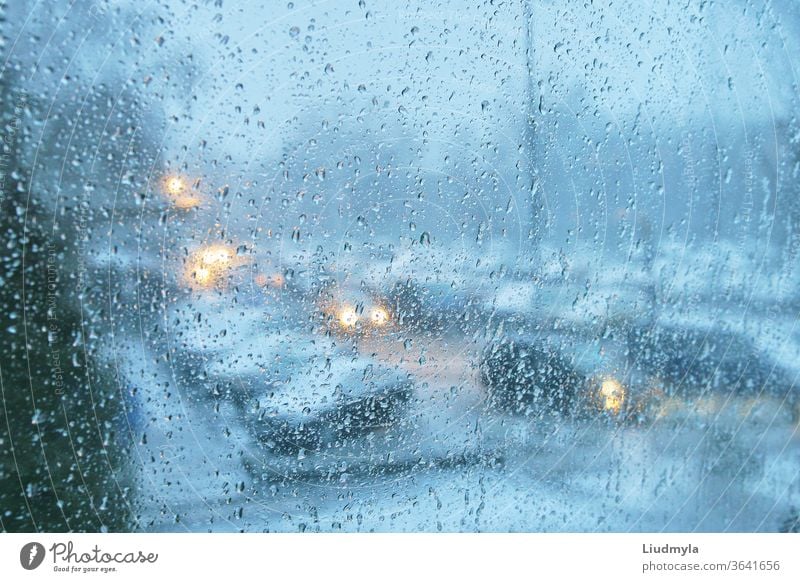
[479,339,586,416]
[627,325,796,406]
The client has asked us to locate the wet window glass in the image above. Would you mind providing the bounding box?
[1,0,799,532]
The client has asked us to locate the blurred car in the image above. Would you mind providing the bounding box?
[480,340,586,417]
[478,332,642,421]
[201,330,414,456]
[626,322,800,422]
[479,320,799,425]
[316,286,394,338]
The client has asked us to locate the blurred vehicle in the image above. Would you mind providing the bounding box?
[480,340,586,417]
[480,319,800,425]
[200,329,414,456]
[316,285,394,338]
[626,322,800,422]
[479,332,642,421]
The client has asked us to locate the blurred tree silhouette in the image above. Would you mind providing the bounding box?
[0,64,133,532]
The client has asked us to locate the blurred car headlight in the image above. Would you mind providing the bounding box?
[162,174,202,209]
[368,306,390,327]
[184,244,239,289]
[337,305,360,329]
[322,294,393,335]
[598,377,626,414]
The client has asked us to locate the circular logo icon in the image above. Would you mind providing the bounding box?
[20,542,46,570]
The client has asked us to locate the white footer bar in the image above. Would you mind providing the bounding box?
[1,533,797,581]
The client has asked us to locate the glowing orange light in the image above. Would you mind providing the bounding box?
[162,174,201,209]
[185,244,236,289]
[369,306,389,326]
[599,378,625,414]
[164,175,187,196]
[198,245,234,266]
[193,267,213,287]
[338,306,359,328]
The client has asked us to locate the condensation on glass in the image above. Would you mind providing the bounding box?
[1,0,799,532]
